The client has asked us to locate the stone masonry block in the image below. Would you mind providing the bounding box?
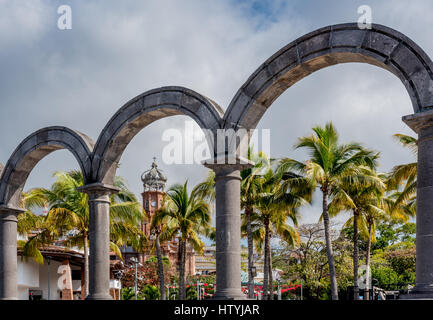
[298,33,330,59]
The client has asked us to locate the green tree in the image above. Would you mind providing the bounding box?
[153,181,212,300]
[149,205,176,300]
[357,190,415,299]
[121,287,139,300]
[371,244,416,290]
[328,166,385,299]
[278,122,377,300]
[273,223,353,300]
[141,284,161,300]
[240,149,271,299]
[387,134,417,210]
[248,165,312,300]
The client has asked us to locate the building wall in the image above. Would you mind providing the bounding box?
[37,259,62,300]
[17,257,39,300]
[17,259,63,300]
[17,257,82,300]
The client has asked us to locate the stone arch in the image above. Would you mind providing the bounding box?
[92,86,224,184]
[0,127,94,208]
[224,23,433,131]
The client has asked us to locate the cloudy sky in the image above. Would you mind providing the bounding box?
[0,0,429,225]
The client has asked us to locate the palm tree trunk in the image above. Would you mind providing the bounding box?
[246,206,255,299]
[262,220,270,300]
[179,239,186,300]
[83,232,89,299]
[321,187,338,300]
[268,236,273,300]
[353,209,359,300]
[177,237,182,273]
[155,233,166,300]
[183,240,187,298]
[364,221,372,300]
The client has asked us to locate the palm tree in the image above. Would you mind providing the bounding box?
[149,203,178,301]
[388,134,417,209]
[278,122,377,300]
[240,149,271,299]
[16,206,46,263]
[22,170,146,298]
[153,181,212,300]
[247,166,311,300]
[358,187,415,300]
[328,166,385,300]
[360,198,387,300]
[149,222,167,300]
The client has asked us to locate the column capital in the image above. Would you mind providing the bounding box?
[202,155,254,172]
[0,205,26,219]
[77,183,120,196]
[403,110,433,133]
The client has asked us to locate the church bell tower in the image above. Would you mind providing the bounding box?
[140,157,167,238]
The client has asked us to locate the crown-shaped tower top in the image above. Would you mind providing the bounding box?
[141,157,167,192]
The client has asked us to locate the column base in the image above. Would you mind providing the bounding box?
[85,293,113,300]
[399,292,433,300]
[399,284,433,299]
[400,286,433,300]
[211,289,247,300]
[0,297,18,300]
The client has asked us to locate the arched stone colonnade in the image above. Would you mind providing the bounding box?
[2,23,433,299]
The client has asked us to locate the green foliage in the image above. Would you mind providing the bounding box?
[385,247,416,276]
[186,285,197,300]
[371,244,416,290]
[273,223,354,300]
[396,223,416,243]
[141,284,161,300]
[374,222,399,250]
[278,122,380,300]
[373,221,416,250]
[371,267,401,288]
[121,287,142,300]
[20,171,146,264]
[387,134,417,210]
[121,284,161,300]
[146,255,170,266]
[186,274,216,285]
[153,180,213,299]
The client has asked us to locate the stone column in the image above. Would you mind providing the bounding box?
[78,183,119,300]
[403,110,433,298]
[0,205,24,300]
[204,157,252,299]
